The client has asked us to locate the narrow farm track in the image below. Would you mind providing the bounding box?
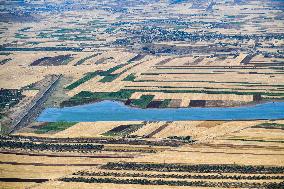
[9,75,61,134]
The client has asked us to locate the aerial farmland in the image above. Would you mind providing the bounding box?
[0,0,284,188]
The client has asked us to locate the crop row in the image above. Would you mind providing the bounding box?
[102,162,284,174]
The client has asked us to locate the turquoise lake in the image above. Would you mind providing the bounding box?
[37,101,284,122]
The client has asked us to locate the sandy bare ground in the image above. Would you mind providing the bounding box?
[54,121,143,138]
[129,121,284,166]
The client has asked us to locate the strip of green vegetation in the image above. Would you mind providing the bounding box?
[123,73,136,81]
[65,72,100,90]
[100,64,126,76]
[99,62,142,83]
[100,61,143,83]
[35,122,78,134]
[66,64,126,90]
[15,33,29,39]
[99,74,119,82]
[98,64,135,83]
[61,90,135,107]
[130,95,155,109]
[259,123,284,127]
[253,122,284,129]
[74,54,99,66]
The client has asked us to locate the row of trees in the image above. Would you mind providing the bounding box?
[73,171,284,180]
[0,140,104,152]
[103,162,284,174]
[1,135,181,147]
[60,177,284,188]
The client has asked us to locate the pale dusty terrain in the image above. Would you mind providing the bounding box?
[54,121,143,138]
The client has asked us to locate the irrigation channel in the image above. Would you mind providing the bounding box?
[37,100,284,122]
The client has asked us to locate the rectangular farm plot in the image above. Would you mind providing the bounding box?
[129,95,155,108]
[34,122,78,134]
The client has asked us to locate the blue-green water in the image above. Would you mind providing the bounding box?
[37,101,284,122]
